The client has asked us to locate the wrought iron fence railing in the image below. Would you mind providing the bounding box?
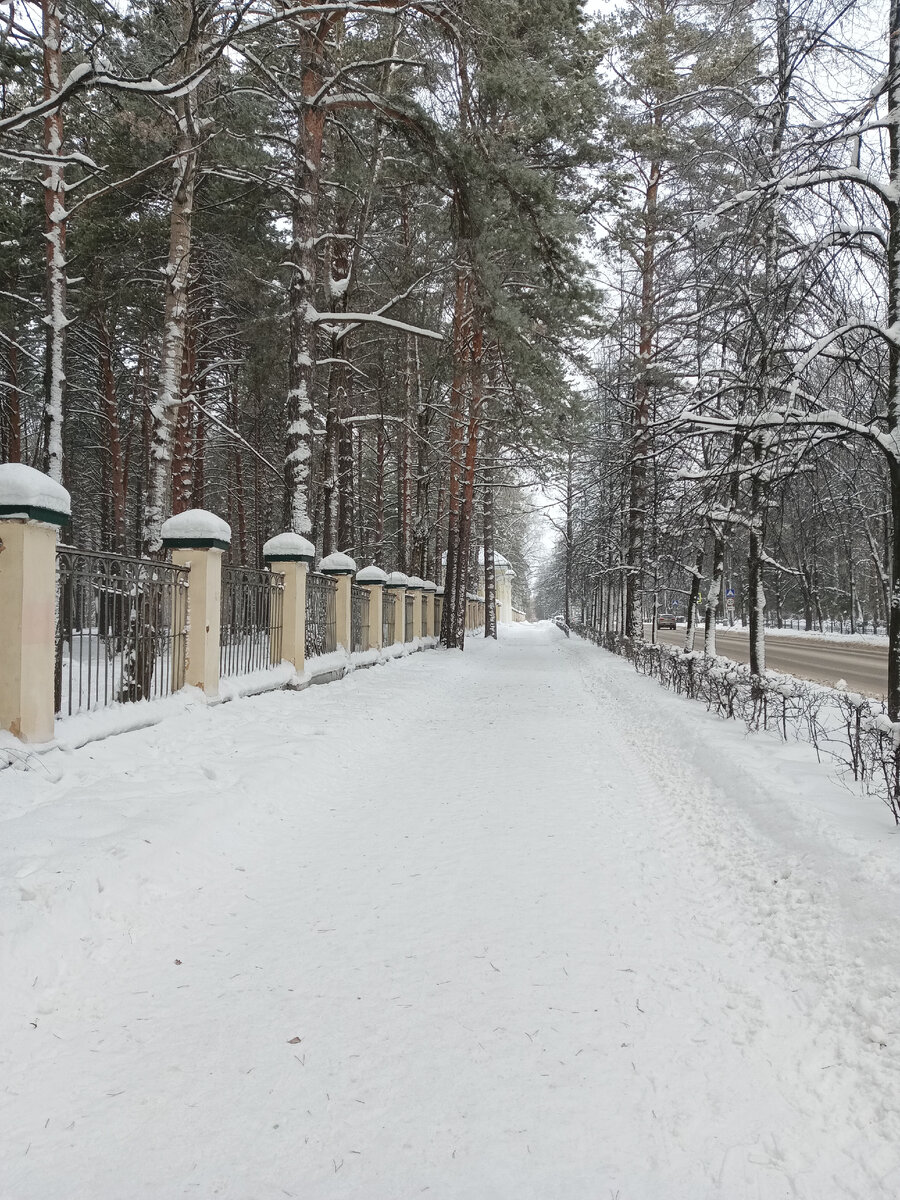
[351,583,370,653]
[306,572,337,658]
[405,593,415,642]
[382,589,396,647]
[220,565,284,678]
[55,546,190,716]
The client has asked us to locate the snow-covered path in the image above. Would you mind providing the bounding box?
[3,623,900,1199]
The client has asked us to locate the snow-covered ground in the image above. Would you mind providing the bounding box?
[2,622,900,1198]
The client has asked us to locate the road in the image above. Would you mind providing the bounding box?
[650,624,888,697]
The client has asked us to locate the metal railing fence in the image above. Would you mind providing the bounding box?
[405,593,415,642]
[55,546,189,716]
[382,589,396,647]
[306,572,337,658]
[351,583,370,653]
[220,565,284,678]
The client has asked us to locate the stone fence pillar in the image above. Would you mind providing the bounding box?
[407,576,425,639]
[319,552,357,652]
[264,532,315,672]
[384,572,408,644]
[162,509,231,699]
[435,586,444,637]
[422,580,436,638]
[0,464,70,742]
[356,564,387,650]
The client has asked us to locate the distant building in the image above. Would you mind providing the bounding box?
[441,548,522,623]
[476,549,516,623]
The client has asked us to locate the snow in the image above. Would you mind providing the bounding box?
[3,624,900,1196]
[385,571,408,587]
[263,532,315,561]
[476,548,510,567]
[318,552,357,574]
[422,579,437,591]
[355,564,387,584]
[0,462,70,517]
[160,508,231,544]
[405,574,426,589]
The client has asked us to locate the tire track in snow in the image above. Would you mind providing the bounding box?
[562,633,900,1195]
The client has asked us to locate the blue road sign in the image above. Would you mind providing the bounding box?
[726,588,735,599]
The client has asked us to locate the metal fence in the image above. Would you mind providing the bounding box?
[351,583,370,653]
[55,546,189,716]
[405,593,415,642]
[306,572,337,658]
[382,589,396,647]
[220,565,284,678]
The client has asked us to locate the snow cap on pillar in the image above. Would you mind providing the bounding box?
[161,508,231,551]
[263,532,315,563]
[0,463,70,526]
[356,563,387,584]
[406,575,426,590]
[422,580,437,592]
[319,551,357,575]
[384,571,409,588]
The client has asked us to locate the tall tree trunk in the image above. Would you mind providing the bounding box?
[142,0,205,553]
[373,424,385,563]
[885,0,900,717]
[450,322,484,649]
[41,0,67,483]
[284,15,330,535]
[704,526,724,656]
[440,259,470,646]
[483,426,497,639]
[683,545,703,652]
[748,442,766,676]
[171,326,195,515]
[97,314,126,551]
[3,344,21,463]
[625,152,660,640]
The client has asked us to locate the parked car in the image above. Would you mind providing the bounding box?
[658,613,677,630]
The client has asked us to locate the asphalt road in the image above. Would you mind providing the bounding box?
[649,626,888,699]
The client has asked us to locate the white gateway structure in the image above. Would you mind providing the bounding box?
[477,550,516,623]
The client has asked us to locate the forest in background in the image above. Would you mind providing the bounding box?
[4,0,900,707]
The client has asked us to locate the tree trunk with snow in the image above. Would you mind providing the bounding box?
[97,314,126,551]
[283,15,329,537]
[625,152,660,641]
[483,427,497,639]
[142,0,206,554]
[41,0,67,484]
[683,546,703,652]
[440,260,469,647]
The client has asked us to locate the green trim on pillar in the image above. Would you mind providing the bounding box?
[162,536,230,551]
[0,504,69,527]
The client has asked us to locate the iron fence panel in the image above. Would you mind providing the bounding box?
[382,589,396,647]
[405,593,415,642]
[220,566,284,678]
[306,572,337,658]
[351,583,370,653]
[55,546,189,716]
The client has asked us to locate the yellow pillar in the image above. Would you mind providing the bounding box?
[0,464,70,742]
[162,509,231,699]
[319,552,357,652]
[422,582,436,638]
[264,532,315,672]
[406,576,425,639]
[356,565,387,650]
[384,572,408,643]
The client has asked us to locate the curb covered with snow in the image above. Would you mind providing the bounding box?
[1,640,439,769]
